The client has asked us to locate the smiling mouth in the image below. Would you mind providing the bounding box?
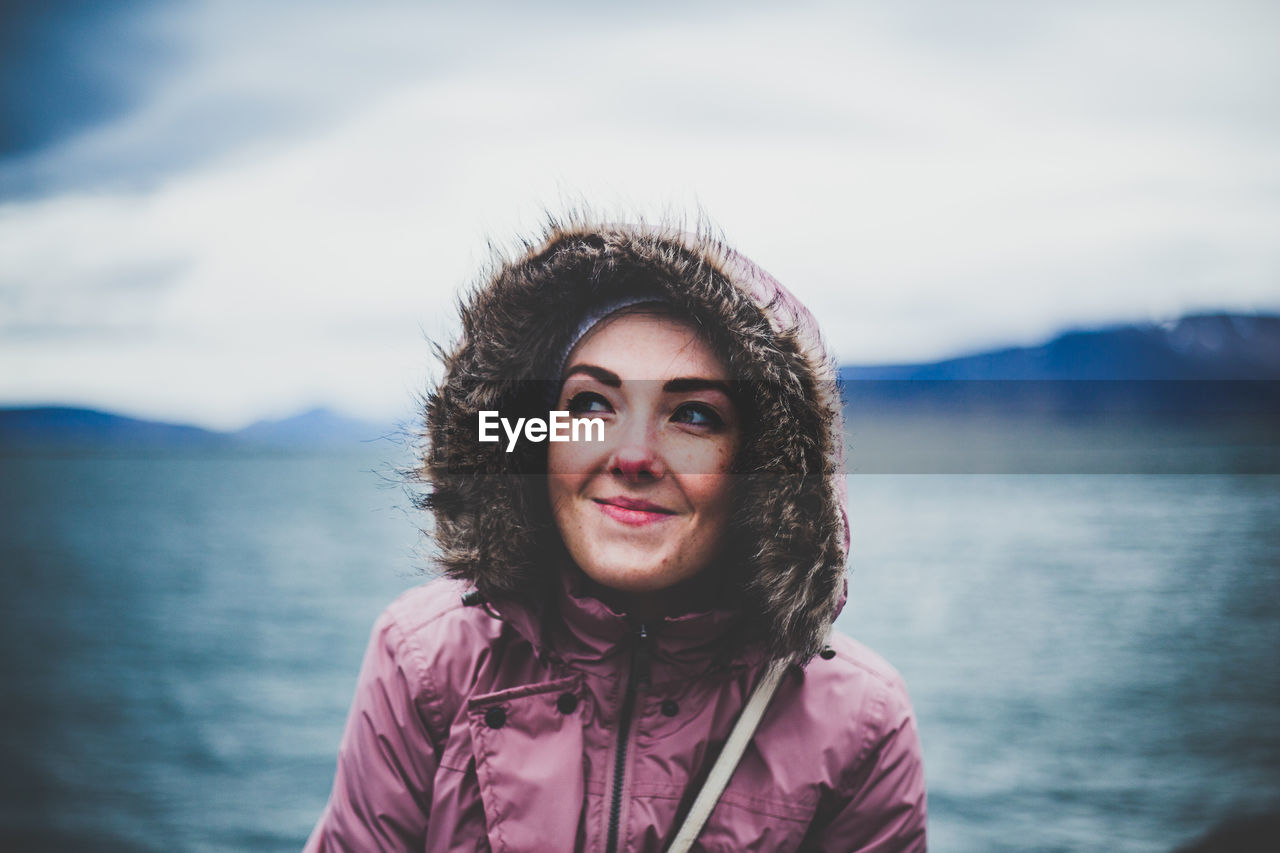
[594,498,677,526]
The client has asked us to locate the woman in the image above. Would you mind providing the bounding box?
[305,220,927,851]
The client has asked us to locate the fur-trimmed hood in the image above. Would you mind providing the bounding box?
[417,219,848,662]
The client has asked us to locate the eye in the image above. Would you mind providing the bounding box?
[671,402,724,429]
[567,391,612,416]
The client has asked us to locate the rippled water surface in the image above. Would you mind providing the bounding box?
[1,446,1276,851]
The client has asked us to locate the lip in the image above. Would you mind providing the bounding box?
[594,496,677,526]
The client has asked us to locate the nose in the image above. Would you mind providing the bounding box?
[608,425,665,483]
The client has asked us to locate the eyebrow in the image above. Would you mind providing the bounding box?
[563,364,733,396]
[662,377,734,396]
[563,364,620,387]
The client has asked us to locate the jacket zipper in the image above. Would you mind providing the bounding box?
[605,623,650,853]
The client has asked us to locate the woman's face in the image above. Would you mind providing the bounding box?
[547,311,741,600]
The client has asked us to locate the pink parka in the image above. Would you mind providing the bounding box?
[306,221,927,851]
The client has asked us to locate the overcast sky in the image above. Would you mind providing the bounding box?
[2,0,1277,429]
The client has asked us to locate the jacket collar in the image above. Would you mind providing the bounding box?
[492,567,762,685]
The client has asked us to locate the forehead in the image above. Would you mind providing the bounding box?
[566,311,730,381]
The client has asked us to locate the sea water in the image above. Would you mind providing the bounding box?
[0,444,1276,851]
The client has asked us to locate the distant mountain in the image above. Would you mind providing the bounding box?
[233,408,398,447]
[0,407,225,449]
[840,314,1280,381]
[839,313,1280,419]
[4,314,1277,450]
[0,406,399,451]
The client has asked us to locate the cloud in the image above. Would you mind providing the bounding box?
[2,0,1278,426]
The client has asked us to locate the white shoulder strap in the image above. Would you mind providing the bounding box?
[665,659,790,853]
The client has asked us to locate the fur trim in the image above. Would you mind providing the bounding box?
[414,217,847,662]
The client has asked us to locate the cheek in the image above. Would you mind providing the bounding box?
[547,437,600,479]
[665,431,739,477]
[680,428,738,476]
[546,471,579,522]
[697,441,739,529]
[679,441,738,525]
[685,473,736,522]
[546,443,594,524]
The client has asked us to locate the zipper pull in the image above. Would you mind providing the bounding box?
[635,623,651,685]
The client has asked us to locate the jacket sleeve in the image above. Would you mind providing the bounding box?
[304,608,440,852]
[807,675,928,853]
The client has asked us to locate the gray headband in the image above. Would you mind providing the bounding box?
[544,294,671,408]
[552,294,673,381]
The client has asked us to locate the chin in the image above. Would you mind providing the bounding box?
[580,552,688,595]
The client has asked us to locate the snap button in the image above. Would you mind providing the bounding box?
[661,699,679,717]
[556,692,578,714]
[484,707,507,729]
[819,646,836,660]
